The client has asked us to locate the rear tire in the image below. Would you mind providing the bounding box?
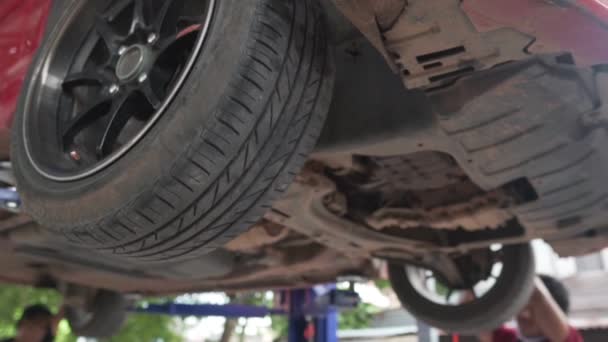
[388,243,535,334]
[12,0,333,262]
[66,290,127,338]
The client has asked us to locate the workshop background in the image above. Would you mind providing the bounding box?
[0,241,606,342]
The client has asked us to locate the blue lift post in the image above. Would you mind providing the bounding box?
[312,298,338,342]
[285,286,342,342]
[287,289,312,342]
[136,286,359,342]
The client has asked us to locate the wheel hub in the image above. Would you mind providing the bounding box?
[116,45,146,81]
[21,0,217,181]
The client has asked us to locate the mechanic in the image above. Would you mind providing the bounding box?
[478,275,583,342]
[2,304,63,342]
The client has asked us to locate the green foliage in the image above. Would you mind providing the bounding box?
[270,316,288,342]
[434,281,450,297]
[106,314,182,342]
[374,279,392,291]
[338,303,377,330]
[0,285,63,339]
[55,322,77,342]
[0,285,383,341]
[0,285,181,342]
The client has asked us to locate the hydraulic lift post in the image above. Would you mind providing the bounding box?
[136,286,358,342]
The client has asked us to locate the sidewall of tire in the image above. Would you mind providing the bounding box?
[388,243,536,334]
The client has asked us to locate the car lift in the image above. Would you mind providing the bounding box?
[136,286,360,342]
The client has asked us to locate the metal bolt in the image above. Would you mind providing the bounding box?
[138,73,148,83]
[118,46,127,55]
[69,150,81,161]
[147,33,158,44]
[109,84,119,94]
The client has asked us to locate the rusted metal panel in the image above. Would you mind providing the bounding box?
[367,189,514,231]
[224,220,289,252]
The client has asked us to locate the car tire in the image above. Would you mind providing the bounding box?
[12,0,333,262]
[388,243,535,334]
[66,290,128,338]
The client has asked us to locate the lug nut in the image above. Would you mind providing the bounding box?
[109,84,119,94]
[147,33,158,44]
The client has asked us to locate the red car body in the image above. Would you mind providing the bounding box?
[0,0,51,134]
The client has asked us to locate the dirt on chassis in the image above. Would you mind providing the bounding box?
[3,0,608,337]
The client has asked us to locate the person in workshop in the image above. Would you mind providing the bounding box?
[478,275,583,342]
[2,304,63,342]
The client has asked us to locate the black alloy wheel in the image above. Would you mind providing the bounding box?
[22,0,215,181]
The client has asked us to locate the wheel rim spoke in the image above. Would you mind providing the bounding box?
[156,35,179,56]
[131,0,149,33]
[95,16,121,53]
[97,94,133,157]
[140,80,161,109]
[103,0,132,21]
[62,69,109,90]
[157,30,199,61]
[62,98,113,147]
[153,1,173,34]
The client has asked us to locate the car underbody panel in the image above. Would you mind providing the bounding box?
[0,219,373,294]
[286,0,608,261]
[305,47,608,260]
[331,0,608,88]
